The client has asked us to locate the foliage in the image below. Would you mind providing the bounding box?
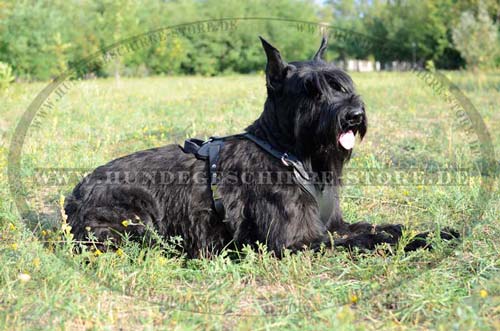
[363,1,453,65]
[0,0,499,80]
[452,4,499,70]
[0,61,14,90]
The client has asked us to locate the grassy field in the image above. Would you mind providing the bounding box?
[0,72,498,330]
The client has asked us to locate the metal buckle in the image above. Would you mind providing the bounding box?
[281,153,291,167]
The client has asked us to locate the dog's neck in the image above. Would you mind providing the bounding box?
[246,97,296,154]
[246,97,349,176]
[311,150,348,185]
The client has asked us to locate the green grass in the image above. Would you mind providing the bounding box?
[0,72,498,330]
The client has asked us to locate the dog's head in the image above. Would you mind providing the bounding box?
[257,36,367,160]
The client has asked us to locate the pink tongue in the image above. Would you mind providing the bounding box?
[339,130,355,150]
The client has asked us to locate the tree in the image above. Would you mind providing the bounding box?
[452,4,499,70]
[363,0,454,66]
[0,0,73,80]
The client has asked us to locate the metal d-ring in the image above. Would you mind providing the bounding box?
[281,153,291,167]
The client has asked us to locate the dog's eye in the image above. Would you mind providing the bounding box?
[304,75,348,98]
[329,81,348,94]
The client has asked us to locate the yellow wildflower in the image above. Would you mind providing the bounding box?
[18,273,31,282]
[33,257,41,268]
[61,223,72,233]
[59,195,65,208]
[94,249,103,257]
[409,229,419,237]
[9,223,16,231]
[59,195,68,222]
[350,294,358,304]
[479,289,488,298]
[116,248,124,257]
[10,243,18,250]
[121,220,129,227]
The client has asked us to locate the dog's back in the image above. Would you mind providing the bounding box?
[65,138,288,257]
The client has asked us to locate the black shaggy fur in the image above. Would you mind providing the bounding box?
[65,37,458,258]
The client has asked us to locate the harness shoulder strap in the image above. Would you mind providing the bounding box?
[243,133,334,223]
[243,133,317,199]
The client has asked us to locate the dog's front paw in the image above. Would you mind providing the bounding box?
[439,227,460,240]
[334,232,396,251]
[404,227,460,252]
[376,223,404,239]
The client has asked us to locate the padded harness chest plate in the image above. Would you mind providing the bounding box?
[182,133,334,223]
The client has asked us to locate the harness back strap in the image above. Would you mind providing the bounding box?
[207,142,225,219]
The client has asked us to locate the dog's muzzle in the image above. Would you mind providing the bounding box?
[338,108,366,150]
[345,108,364,128]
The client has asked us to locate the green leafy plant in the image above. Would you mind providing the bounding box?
[452,4,499,70]
[0,61,14,90]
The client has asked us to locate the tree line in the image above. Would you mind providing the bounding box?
[0,0,498,81]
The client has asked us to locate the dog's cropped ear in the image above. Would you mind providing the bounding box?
[313,36,328,62]
[259,36,288,88]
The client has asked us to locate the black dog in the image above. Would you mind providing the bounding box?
[65,37,457,258]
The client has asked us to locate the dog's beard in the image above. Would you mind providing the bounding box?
[337,120,367,151]
[296,103,367,172]
[312,105,354,153]
[336,106,367,151]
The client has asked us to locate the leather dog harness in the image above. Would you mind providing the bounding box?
[182,133,334,223]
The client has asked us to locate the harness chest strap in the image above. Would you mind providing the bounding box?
[182,133,334,223]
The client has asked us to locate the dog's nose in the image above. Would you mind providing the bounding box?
[346,109,364,126]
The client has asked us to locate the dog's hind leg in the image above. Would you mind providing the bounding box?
[70,206,156,251]
[66,184,162,252]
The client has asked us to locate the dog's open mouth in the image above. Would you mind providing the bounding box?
[338,130,356,150]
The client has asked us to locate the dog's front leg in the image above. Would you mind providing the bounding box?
[319,222,459,252]
[310,227,401,252]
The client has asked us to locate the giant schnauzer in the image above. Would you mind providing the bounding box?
[65,37,457,258]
